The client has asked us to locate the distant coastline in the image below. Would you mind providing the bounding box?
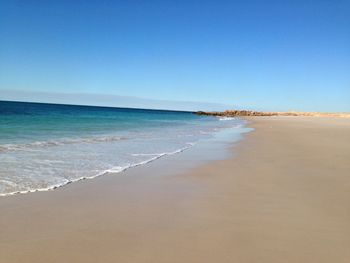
[196,110,350,118]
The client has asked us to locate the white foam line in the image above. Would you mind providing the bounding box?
[0,143,195,197]
[218,117,237,121]
[0,136,126,153]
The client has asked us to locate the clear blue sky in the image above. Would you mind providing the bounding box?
[1,0,349,111]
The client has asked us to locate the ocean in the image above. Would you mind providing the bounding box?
[0,100,246,196]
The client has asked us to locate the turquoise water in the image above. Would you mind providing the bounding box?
[0,101,245,196]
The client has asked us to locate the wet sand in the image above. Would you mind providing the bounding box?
[1,117,350,263]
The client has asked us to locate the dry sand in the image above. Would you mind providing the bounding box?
[0,117,349,263]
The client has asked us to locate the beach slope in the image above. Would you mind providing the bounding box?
[0,117,349,263]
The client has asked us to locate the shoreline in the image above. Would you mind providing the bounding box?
[0,143,195,197]
[1,117,349,262]
[0,121,251,197]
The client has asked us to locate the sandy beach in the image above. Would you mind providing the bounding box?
[1,116,350,263]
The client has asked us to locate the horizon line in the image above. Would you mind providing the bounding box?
[0,99,199,114]
[0,89,230,112]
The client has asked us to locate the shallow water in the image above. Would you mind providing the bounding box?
[0,100,247,195]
